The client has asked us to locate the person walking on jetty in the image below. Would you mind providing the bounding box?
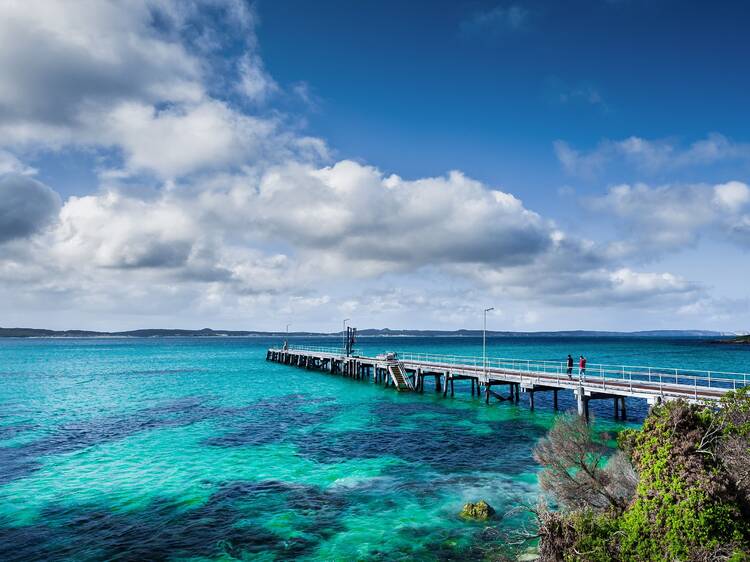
[566,354,573,378]
[579,355,587,380]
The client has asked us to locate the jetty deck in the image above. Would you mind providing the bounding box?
[266,345,749,420]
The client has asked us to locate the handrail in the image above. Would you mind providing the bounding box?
[394,351,749,378]
[274,344,344,355]
[276,345,750,391]
[393,351,748,390]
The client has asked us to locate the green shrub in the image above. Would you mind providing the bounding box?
[617,401,746,560]
[564,510,619,562]
[536,397,750,561]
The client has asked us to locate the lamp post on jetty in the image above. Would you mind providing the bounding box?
[483,307,494,378]
[342,318,350,356]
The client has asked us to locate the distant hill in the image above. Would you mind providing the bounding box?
[0,327,309,338]
[0,326,741,339]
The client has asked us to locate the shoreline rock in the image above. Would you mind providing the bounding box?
[459,500,496,521]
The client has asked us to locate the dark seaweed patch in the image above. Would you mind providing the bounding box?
[207,479,349,539]
[0,397,252,485]
[372,400,473,428]
[0,479,349,562]
[0,447,42,485]
[0,393,341,485]
[205,394,343,448]
[293,417,544,474]
[0,501,284,561]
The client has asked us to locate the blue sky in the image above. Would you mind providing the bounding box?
[0,0,749,332]
[259,0,750,194]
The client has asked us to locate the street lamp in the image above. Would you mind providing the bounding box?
[483,307,494,377]
[342,318,350,355]
[284,323,291,350]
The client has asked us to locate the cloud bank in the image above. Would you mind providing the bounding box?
[0,0,743,331]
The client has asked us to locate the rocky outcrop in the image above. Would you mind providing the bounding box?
[459,500,496,520]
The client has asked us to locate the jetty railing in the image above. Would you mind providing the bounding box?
[281,344,344,355]
[280,344,750,394]
[395,351,749,392]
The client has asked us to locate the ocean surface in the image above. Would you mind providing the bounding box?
[0,336,748,561]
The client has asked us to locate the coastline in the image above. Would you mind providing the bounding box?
[0,327,744,339]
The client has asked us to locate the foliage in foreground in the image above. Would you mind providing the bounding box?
[534,389,750,561]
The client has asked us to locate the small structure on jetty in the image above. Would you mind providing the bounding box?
[266,344,749,421]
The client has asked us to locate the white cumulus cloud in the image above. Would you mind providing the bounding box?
[556,133,750,177]
[589,181,750,254]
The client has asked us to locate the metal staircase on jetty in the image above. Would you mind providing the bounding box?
[387,362,414,391]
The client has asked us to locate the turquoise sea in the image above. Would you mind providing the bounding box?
[1,336,748,561]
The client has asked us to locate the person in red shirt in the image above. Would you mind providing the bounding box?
[579,355,587,378]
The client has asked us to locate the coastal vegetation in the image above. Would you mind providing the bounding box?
[726,335,750,344]
[534,389,750,561]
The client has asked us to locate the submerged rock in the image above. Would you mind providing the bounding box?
[459,500,496,520]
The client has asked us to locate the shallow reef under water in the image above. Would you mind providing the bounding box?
[2,336,742,560]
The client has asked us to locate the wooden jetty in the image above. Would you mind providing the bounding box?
[266,345,750,420]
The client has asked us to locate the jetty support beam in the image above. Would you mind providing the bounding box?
[576,389,590,421]
[485,381,515,403]
[521,384,559,411]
